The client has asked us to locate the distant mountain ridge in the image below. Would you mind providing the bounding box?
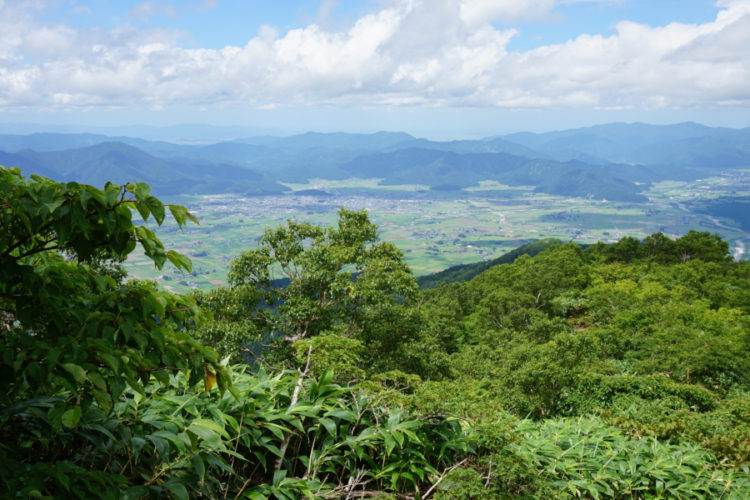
[1,122,748,200]
[501,122,750,168]
[342,148,648,201]
[0,141,286,196]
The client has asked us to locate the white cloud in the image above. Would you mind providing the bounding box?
[0,0,749,112]
[460,0,558,26]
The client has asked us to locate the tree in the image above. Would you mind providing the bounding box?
[0,167,231,495]
[470,242,589,313]
[0,169,471,498]
[674,230,731,263]
[605,236,641,263]
[206,208,419,371]
[640,232,677,263]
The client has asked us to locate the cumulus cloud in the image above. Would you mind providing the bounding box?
[0,0,749,111]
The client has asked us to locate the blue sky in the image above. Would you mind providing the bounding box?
[1,0,748,138]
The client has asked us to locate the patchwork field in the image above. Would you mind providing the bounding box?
[126,171,750,292]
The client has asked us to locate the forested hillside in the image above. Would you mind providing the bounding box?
[417,238,563,288]
[2,168,749,498]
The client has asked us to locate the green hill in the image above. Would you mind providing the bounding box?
[1,142,287,196]
[342,149,649,201]
[417,238,563,288]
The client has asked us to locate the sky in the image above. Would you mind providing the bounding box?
[1,0,749,138]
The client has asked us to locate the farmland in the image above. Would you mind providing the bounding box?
[126,170,750,292]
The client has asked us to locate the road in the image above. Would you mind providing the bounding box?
[735,239,746,261]
[707,216,747,261]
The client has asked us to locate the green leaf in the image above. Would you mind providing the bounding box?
[122,486,150,500]
[135,225,166,268]
[192,454,206,482]
[61,407,82,428]
[61,363,87,385]
[325,408,354,421]
[79,189,92,210]
[384,433,396,455]
[166,250,193,273]
[262,421,288,441]
[165,481,188,500]
[391,430,404,447]
[147,435,169,459]
[92,389,113,414]
[288,403,316,415]
[104,184,120,205]
[136,201,150,222]
[90,423,117,442]
[168,204,200,229]
[87,371,107,391]
[132,182,151,202]
[144,195,166,225]
[43,198,64,215]
[320,417,337,437]
[244,492,267,500]
[189,418,230,440]
[273,470,287,487]
[153,431,189,454]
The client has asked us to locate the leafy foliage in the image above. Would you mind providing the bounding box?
[3,165,750,498]
[0,167,231,496]
[507,417,749,499]
[194,208,419,372]
[410,229,750,494]
[0,171,469,498]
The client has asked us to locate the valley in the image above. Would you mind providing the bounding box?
[2,123,749,292]
[126,170,750,292]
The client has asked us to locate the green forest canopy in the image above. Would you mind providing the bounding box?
[1,167,749,499]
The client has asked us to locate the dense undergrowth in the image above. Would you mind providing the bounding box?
[2,167,749,498]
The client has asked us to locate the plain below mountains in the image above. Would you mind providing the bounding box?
[0,122,748,201]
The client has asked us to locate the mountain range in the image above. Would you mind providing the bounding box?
[0,122,748,200]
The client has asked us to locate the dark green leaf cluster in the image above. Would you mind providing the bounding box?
[584,230,732,265]
[0,167,232,497]
[189,209,750,497]
[1,365,468,499]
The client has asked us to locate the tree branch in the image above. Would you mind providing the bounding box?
[1,222,56,259]
[14,244,63,261]
[422,457,470,499]
[273,345,313,474]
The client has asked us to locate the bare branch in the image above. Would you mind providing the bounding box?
[422,457,471,499]
[273,345,313,474]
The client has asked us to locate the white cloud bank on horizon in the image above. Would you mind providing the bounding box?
[1,0,749,112]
